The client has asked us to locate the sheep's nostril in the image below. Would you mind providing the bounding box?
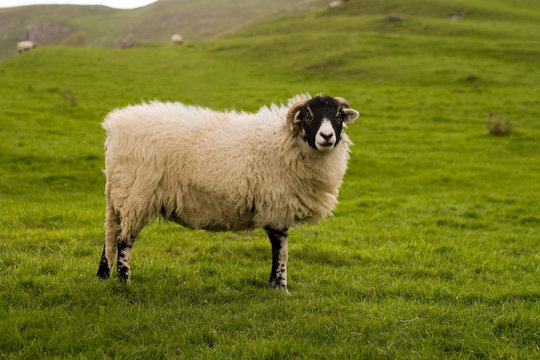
[321,133,333,141]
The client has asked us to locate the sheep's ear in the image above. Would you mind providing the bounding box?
[343,108,359,123]
[286,99,309,134]
[293,111,302,127]
[334,96,358,123]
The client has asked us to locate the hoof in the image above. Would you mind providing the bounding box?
[269,281,290,295]
[96,265,111,279]
[117,274,130,283]
[117,265,130,282]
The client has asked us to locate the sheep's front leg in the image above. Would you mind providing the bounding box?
[265,227,289,292]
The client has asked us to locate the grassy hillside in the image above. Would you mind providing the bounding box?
[1,0,539,358]
[0,4,113,59]
[0,0,325,60]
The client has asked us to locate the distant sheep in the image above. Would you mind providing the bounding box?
[450,10,467,21]
[387,13,404,21]
[96,94,359,292]
[171,34,183,45]
[17,41,36,54]
[328,0,344,8]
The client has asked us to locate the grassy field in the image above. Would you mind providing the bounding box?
[1,0,539,358]
[0,0,327,61]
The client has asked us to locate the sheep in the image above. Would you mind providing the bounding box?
[171,34,183,45]
[96,94,359,292]
[328,0,344,8]
[17,41,36,54]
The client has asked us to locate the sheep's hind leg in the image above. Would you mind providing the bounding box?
[114,192,156,282]
[116,234,137,282]
[97,205,120,279]
[265,227,289,293]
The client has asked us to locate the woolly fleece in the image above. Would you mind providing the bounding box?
[103,94,352,238]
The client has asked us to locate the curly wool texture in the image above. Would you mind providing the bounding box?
[103,94,351,238]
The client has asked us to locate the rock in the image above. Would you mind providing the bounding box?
[387,13,404,22]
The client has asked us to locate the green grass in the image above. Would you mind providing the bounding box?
[0,0,327,61]
[1,0,539,358]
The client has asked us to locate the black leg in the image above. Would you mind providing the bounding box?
[96,204,120,280]
[265,227,289,292]
[96,245,111,279]
[117,236,135,282]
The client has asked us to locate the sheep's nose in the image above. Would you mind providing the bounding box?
[321,132,333,141]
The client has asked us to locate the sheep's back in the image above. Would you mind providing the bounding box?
[103,101,280,230]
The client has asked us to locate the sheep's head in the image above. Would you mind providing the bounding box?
[287,96,359,152]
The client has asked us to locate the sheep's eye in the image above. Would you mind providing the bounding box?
[304,113,312,123]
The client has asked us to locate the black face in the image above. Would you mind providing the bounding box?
[296,96,347,152]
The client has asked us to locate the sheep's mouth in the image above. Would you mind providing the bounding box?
[316,141,335,151]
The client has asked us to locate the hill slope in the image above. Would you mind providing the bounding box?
[0,0,326,60]
[0,0,539,358]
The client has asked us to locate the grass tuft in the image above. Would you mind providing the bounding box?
[486,111,512,135]
[60,88,77,107]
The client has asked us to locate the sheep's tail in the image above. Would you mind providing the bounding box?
[96,199,120,279]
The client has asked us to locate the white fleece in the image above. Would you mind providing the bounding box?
[103,94,351,238]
